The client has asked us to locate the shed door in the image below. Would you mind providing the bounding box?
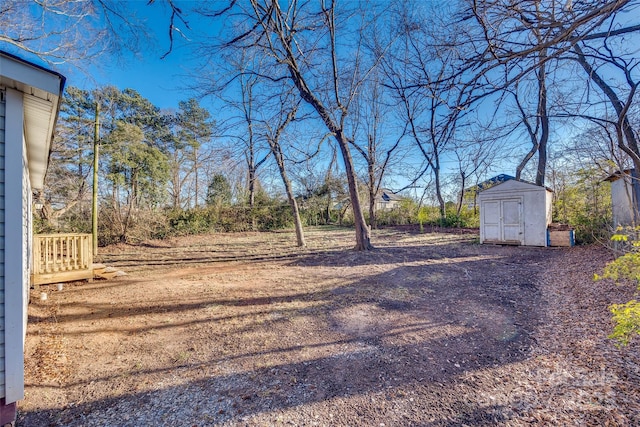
[482,200,501,241]
[481,198,523,244]
[501,199,522,242]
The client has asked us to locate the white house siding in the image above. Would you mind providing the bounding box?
[0,89,5,392]
[4,87,27,403]
[0,53,65,426]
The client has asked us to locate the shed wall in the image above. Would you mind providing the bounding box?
[521,188,551,246]
[478,181,551,247]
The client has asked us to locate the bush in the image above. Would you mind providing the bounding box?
[163,203,295,236]
[98,206,168,245]
[571,213,612,244]
[594,226,640,346]
[419,206,478,229]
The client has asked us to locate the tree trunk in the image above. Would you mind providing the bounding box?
[535,50,549,186]
[194,147,199,208]
[368,156,377,229]
[92,102,99,254]
[456,172,466,216]
[248,168,256,207]
[271,140,306,247]
[434,163,445,219]
[284,180,305,248]
[336,130,373,250]
[369,189,376,230]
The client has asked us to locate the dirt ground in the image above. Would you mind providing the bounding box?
[17,226,640,426]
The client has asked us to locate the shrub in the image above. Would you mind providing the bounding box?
[594,226,640,346]
[571,213,612,244]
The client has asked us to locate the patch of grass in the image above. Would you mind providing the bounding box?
[173,351,191,364]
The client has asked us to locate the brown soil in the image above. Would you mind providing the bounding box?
[18,226,640,426]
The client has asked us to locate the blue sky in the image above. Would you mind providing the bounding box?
[0,1,205,110]
[5,0,636,196]
[75,1,207,111]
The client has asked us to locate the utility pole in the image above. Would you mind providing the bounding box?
[92,101,99,256]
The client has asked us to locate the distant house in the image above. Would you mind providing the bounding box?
[478,179,553,246]
[604,169,640,227]
[374,188,404,211]
[0,51,65,426]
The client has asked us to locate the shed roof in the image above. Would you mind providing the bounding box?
[478,178,553,195]
[0,50,66,189]
[470,174,515,192]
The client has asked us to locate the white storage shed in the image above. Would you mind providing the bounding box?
[0,51,65,426]
[478,179,553,247]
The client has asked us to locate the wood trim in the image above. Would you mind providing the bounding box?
[0,399,16,426]
[482,239,522,246]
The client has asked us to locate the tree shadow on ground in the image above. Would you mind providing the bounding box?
[20,326,530,426]
[20,244,553,426]
[95,227,482,271]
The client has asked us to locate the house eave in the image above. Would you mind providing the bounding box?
[0,50,66,190]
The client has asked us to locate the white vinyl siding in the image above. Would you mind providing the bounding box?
[0,54,64,413]
[0,88,5,393]
[4,88,26,403]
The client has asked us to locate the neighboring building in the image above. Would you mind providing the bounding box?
[374,188,404,211]
[604,169,640,227]
[478,179,553,246]
[0,51,65,426]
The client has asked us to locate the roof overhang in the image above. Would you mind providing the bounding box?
[0,51,66,190]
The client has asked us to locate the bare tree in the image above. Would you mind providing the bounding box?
[174,99,216,208]
[239,74,271,210]
[451,134,499,216]
[572,44,640,169]
[383,5,471,218]
[463,0,638,185]
[349,69,407,229]
[199,0,389,250]
[0,0,150,64]
[259,90,306,247]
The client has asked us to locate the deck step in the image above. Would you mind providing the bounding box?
[92,264,126,280]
